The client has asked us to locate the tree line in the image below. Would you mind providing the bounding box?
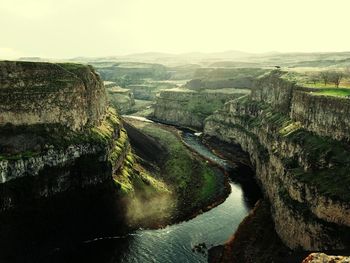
[309,67,350,88]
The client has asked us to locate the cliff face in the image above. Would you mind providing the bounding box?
[290,90,350,141]
[0,107,128,211]
[0,61,107,131]
[153,88,250,129]
[204,71,350,251]
[0,61,131,212]
[105,82,135,114]
[128,84,157,100]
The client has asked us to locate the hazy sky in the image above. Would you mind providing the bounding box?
[1,0,350,59]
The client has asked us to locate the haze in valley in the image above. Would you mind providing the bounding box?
[1,0,350,59]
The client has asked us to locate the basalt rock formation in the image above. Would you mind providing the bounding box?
[153,88,250,129]
[105,81,135,114]
[204,70,350,253]
[0,61,146,212]
[0,61,107,131]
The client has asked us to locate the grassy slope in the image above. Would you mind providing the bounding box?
[126,119,227,219]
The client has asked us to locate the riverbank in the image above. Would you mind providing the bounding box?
[208,200,295,263]
[35,117,258,263]
[123,117,230,228]
[203,135,295,262]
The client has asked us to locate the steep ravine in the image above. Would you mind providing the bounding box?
[204,71,350,260]
[0,61,171,262]
[1,61,255,263]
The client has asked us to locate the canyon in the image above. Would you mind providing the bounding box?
[203,70,350,261]
[150,69,350,261]
[1,60,350,263]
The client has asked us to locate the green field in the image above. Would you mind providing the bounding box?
[313,88,350,97]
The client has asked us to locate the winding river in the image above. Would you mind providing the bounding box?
[62,122,260,263]
[3,118,259,263]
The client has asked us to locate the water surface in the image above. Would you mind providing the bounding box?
[71,125,258,263]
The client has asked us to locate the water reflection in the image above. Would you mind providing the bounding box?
[0,126,261,263]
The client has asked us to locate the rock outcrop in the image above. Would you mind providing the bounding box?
[0,61,107,131]
[105,81,135,113]
[0,61,134,212]
[128,84,158,100]
[290,90,350,141]
[153,88,250,129]
[204,70,350,251]
[302,253,350,263]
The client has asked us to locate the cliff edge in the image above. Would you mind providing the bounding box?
[204,70,350,253]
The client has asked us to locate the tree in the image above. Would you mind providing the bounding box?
[309,73,319,85]
[320,71,330,86]
[329,71,343,88]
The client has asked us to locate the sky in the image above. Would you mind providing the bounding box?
[1,0,350,59]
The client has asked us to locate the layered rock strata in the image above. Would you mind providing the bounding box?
[204,71,350,250]
[153,88,250,129]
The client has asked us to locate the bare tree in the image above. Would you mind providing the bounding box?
[309,73,319,85]
[320,71,330,86]
[329,71,344,88]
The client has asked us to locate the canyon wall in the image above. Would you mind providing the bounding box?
[153,88,250,129]
[105,82,135,113]
[0,61,131,211]
[290,90,350,141]
[0,61,107,131]
[204,71,350,251]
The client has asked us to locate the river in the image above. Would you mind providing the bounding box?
[1,118,260,263]
[65,122,259,263]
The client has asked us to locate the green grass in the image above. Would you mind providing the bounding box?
[113,146,170,196]
[303,81,350,89]
[138,123,219,207]
[200,169,217,200]
[312,88,350,97]
[58,62,88,72]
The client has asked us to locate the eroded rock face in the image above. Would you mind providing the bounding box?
[0,107,129,212]
[290,90,350,142]
[153,88,250,129]
[105,82,135,114]
[302,253,350,263]
[204,71,350,251]
[0,61,126,212]
[0,61,107,131]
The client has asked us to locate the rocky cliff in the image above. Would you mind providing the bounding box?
[105,81,135,113]
[290,90,350,142]
[204,70,350,251]
[153,88,250,129]
[0,61,107,131]
[0,61,161,213]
